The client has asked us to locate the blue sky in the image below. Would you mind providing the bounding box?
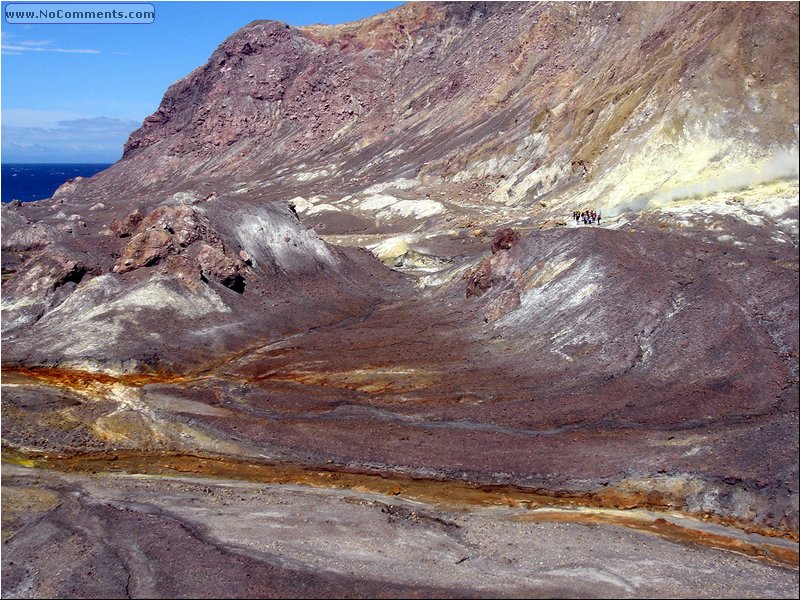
[1,1,404,162]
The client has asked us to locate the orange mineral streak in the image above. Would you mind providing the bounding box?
[1,366,189,390]
[3,448,797,568]
[257,369,437,395]
[2,365,798,564]
[516,512,799,569]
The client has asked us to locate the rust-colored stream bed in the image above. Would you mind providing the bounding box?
[3,364,799,569]
[3,448,797,569]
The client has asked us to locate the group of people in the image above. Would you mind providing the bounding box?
[572,209,601,225]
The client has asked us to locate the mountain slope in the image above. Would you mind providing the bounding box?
[51,1,799,217]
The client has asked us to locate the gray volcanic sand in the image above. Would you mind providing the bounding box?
[2,465,797,599]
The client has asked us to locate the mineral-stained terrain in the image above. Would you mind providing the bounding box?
[2,2,799,597]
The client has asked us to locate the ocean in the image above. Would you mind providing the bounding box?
[1,163,112,204]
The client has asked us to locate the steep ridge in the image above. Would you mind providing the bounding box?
[42,2,800,213]
[1,2,798,594]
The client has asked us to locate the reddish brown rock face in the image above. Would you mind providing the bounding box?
[490,227,521,254]
[109,209,143,238]
[1,2,798,597]
[196,242,244,291]
[109,204,247,293]
[466,228,521,297]
[483,288,521,322]
[114,228,173,272]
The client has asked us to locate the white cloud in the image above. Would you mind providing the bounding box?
[2,108,96,128]
[0,33,99,55]
[15,40,51,47]
[2,115,141,162]
[2,42,100,54]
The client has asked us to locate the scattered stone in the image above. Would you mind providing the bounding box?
[490,227,520,254]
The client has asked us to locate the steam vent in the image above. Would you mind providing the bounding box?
[2,2,799,597]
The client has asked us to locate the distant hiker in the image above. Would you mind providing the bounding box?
[288,201,299,220]
[597,210,601,224]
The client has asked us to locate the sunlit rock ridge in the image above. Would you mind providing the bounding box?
[70,2,799,209]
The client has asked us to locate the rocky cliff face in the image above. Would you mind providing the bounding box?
[1,3,798,590]
[52,2,800,211]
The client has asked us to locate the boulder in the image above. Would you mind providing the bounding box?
[110,209,144,237]
[196,243,245,292]
[491,227,520,254]
[114,229,173,273]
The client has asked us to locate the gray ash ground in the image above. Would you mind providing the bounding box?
[2,466,798,599]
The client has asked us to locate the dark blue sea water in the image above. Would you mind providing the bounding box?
[1,163,112,203]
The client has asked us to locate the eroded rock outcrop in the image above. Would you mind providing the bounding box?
[44,1,798,230]
[1,205,56,252]
[482,288,521,323]
[466,227,521,297]
[490,227,520,255]
[1,192,395,372]
[109,209,143,238]
[1,246,88,332]
[195,242,244,292]
[109,204,245,292]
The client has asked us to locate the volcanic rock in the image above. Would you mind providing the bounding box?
[1,205,55,252]
[110,203,248,294]
[114,228,173,272]
[482,288,521,323]
[1,246,87,332]
[195,242,244,291]
[5,250,86,296]
[109,209,143,237]
[41,1,797,220]
[465,231,520,298]
[490,227,520,254]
